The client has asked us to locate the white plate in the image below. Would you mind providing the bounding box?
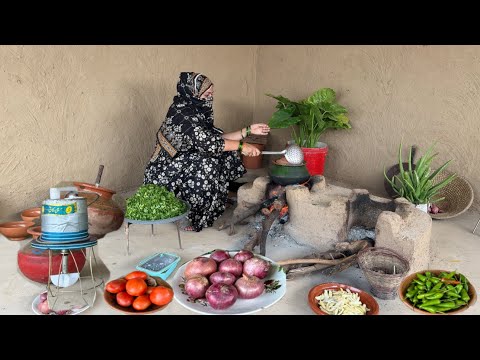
[32,292,90,315]
[171,250,287,315]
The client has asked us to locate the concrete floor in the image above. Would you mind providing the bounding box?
[1,187,479,315]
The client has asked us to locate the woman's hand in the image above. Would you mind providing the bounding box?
[242,143,261,157]
[250,123,271,136]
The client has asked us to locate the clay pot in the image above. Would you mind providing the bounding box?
[0,221,36,241]
[21,207,41,222]
[17,241,87,284]
[73,182,124,239]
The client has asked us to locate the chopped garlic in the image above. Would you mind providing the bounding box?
[315,288,370,315]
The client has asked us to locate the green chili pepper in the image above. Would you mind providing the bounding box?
[460,274,469,292]
[431,282,443,292]
[444,271,456,280]
[425,271,432,278]
[425,292,444,300]
[454,284,463,294]
[433,302,459,311]
[417,273,427,282]
[420,305,439,314]
[446,285,456,291]
[446,290,461,299]
[416,284,426,290]
[440,272,449,278]
[430,277,440,284]
[413,279,424,286]
[420,299,442,307]
[426,280,432,291]
[406,288,419,299]
[417,293,427,299]
[455,300,467,307]
[460,289,470,302]
[436,301,456,308]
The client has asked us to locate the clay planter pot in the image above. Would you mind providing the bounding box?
[0,221,36,240]
[73,182,124,239]
[17,240,87,284]
[21,207,41,222]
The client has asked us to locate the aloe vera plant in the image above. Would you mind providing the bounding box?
[384,143,457,205]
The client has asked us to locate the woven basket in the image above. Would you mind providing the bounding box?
[357,247,410,300]
[430,171,474,219]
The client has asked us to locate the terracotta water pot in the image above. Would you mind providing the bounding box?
[17,241,87,284]
[73,182,124,239]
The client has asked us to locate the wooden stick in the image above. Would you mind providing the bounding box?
[277,258,346,266]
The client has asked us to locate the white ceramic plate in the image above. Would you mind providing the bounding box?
[32,291,90,315]
[171,250,287,315]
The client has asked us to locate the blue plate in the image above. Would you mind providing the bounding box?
[31,238,97,250]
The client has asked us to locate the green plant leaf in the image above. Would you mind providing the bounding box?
[268,109,299,129]
[304,88,336,105]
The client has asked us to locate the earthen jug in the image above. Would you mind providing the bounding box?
[73,182,124,239]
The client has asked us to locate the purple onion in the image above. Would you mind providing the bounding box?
[185,275,210,299]
[235,275,265,299]
[243,257,271,279]
[184,257,217,279]
[210,249,231,263]
[205,283,238,310]
[234,249,254,263]
[219,259,243,278]
[209,271,237,285]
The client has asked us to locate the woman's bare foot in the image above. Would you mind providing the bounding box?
[183,225,195,232]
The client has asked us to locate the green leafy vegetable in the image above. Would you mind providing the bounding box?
[125,184,187,220]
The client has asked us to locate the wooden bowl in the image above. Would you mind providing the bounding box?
[0,221,36,240]
[21,207,41,222]
[104,275,173,314]
[308,282,379,315]
[399,270,477,315]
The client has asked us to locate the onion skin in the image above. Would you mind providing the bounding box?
[210,249,231,263]
[243,257,271,279]
[235,275,265,299]
[209,271,237,285]
[218,259,243,278]
[233,250,254,263]
[205,283,238,310]
[185,275,210,299]
[184,257,217,279]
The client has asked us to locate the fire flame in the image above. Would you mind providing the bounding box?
[279,206,289,217]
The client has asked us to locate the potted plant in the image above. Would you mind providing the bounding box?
[266,88,351,175]
[383,143,457,212]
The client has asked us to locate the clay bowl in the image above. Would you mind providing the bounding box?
[0,221,36,241]
[26,226,42,240]
[21,207,41,222]
[104,275,173,314]
[399,270,477,315]
[308,282,379,315]
[74,181,116,200]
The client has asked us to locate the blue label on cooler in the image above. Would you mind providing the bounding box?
[42,203,77,215]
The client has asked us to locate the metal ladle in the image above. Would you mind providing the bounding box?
[262,144,304,165]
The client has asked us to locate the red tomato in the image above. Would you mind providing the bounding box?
[125,271,148,280]
[105,278,127,294]
[126,278,147,297]
[149,286,174,306]
[132,295,151,311]
[116,292,134,307]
